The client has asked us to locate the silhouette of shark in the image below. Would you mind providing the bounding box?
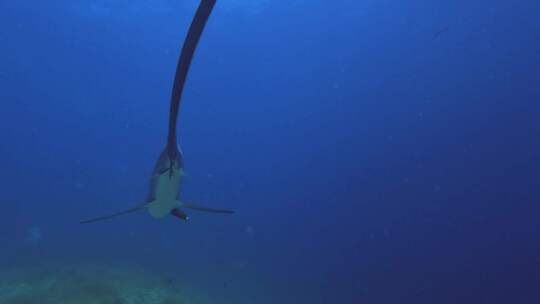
[81,0,234,224]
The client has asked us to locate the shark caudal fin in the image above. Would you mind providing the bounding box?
[80,206,145,224]
[179,202,235,214]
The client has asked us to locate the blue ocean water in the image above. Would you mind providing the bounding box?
[1,0,539,303]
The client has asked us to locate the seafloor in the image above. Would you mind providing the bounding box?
[0,264,209,304]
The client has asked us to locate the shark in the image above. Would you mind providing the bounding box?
[81,0,234,224]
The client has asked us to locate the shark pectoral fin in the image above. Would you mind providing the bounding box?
[80,205,145,224]
[179,202,235,214]
[171,208,189,221]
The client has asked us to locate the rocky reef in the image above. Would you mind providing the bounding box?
[0,264,207,304]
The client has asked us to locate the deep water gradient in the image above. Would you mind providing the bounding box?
[1,0,539,303]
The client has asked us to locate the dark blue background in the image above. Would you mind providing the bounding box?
[1,0,539,303]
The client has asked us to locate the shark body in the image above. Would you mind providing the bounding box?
[81,0,234,224]
[145,146,233,221]
[146,147,184,219]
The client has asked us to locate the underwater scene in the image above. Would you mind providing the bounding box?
[1,0,539,303]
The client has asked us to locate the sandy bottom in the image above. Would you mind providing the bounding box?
[0,264,207,304]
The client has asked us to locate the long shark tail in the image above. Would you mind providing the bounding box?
[167,0,217,158]
[180,203,235,214]
[80,206,145,224]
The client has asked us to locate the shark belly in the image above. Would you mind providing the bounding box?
[147,170,182,218]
